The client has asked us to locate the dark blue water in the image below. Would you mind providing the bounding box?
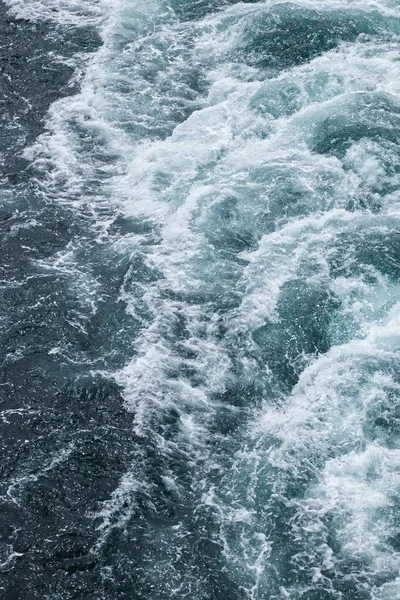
[1,1,400,598]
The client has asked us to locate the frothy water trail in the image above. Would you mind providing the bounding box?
[3,0,103,24]
[4,0,400,597]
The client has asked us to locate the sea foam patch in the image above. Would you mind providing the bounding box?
[4,0,400,597]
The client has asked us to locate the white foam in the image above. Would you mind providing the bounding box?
[14,0,400,593]
[4,0,103,25]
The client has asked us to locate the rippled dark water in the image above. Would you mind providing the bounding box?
[1,1,400,599]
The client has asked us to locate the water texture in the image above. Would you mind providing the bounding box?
[1,0,400,598]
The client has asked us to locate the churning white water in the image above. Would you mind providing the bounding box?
[3,0,400,597]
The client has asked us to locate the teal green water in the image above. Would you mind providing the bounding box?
[3,0,400,597]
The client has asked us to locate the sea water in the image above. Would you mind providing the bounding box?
[1,0,400,598]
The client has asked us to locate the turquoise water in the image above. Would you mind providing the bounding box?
[2,0,400,597]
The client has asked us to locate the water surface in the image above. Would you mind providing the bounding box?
[1,0,400,598]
